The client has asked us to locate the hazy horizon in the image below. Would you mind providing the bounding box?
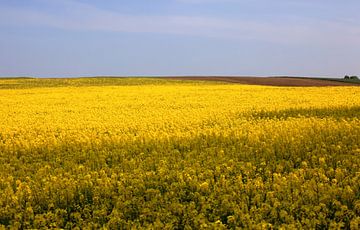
[1,0,360,78]
[0,75,347,79]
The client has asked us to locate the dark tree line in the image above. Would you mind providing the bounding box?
[344,75,359,80]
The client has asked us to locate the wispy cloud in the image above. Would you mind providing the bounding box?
[1,0,359,45]
[175,0,237,3]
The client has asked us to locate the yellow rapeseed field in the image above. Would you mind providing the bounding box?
[0,78,359,229]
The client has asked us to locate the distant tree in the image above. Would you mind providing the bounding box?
[344,75,350,79]
[350,76,359,80]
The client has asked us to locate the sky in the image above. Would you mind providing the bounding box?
[0,0,359,78]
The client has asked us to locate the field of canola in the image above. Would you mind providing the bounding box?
[0,78,360,229]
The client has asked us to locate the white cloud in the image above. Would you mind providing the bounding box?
[0,0,359,45]
[175,0,237,3]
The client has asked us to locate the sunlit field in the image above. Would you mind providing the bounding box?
[0,78,359,229]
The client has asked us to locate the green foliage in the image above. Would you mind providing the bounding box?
[343,75,360,83]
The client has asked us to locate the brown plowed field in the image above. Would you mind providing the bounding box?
[164,77,359,87]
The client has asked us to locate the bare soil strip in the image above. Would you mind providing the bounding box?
[163,77,359,87]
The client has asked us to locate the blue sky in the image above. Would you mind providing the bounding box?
[0,0,359,77]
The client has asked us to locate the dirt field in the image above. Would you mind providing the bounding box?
[164,77,359,87]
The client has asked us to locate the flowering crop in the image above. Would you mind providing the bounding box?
[0,78,359,229]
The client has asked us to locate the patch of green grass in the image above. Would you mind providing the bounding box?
[320,77,360,84]
[0,77,216,89]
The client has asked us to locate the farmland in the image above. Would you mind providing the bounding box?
[0,77,360,229]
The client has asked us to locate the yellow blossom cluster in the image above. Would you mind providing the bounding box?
[0,78,359,228]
